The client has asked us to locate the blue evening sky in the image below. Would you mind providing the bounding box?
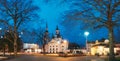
[19,0,120,46]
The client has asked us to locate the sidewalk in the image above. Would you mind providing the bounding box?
[84,56,105,61]
[91,58,105,61]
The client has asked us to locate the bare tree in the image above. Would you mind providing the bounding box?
[63,0,120,61]
[36,27,44,46]
[0,0,39,56]
[34,25,48,54]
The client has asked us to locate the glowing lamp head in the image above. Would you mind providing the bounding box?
[84,31,89,36]
[1,36,3,38]
[0,28,2,30]
[21,32,23,35]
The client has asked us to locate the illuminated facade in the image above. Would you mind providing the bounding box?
[88,39,120,55]
[23,43,41,53]
[45,26,69,53]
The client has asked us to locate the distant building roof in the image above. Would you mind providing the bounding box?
[92,44,109,47]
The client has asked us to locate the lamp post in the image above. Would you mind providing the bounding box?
[0,28,2,38]
[0,28,2,31]
[84,31,89,55]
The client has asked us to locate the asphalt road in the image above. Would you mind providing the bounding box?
[3,55,105,61]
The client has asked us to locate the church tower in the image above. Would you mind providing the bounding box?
[55,25,61,38]
[56,25,59,34]
[45,23,48,33]
[43,23,50,44]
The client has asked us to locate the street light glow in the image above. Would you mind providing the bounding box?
[21,32,23,35]
[84,31,89,36]
[0,28,2,30]
[19,35,21,38]
[1,36,3,38]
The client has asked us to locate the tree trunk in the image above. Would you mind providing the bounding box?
[14,35,17,56]
[3,47,5,56]
[14,24,17,56]
[43,44,46,55]
[109,27,115,61]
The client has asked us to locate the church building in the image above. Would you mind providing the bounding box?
[44,25,69,53]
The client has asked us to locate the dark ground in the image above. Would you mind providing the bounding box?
[2,54,105,61]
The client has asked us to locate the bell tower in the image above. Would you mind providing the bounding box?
[56,25,59,35]
[55,25,61,38]
[43,23,50,44]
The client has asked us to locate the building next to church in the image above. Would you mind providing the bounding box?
[87,39,120,55]
[23,43,41,53]
[44,25,69,53]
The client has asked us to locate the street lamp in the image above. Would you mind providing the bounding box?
[84,31,89,54]
[0,28,2,30]
[20,32,23,35]
[0,28,2,38]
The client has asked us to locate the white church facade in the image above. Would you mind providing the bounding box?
[44,26,69,53]
[45,38,68,53]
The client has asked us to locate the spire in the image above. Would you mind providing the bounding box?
[45,23,48,32]
[56,25,59,30]
[56,25,59,35]
[46,23,48,30]
[55,25,61,38]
